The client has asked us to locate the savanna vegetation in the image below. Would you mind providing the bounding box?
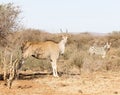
[0,3,120,94]
[0,3,120,77]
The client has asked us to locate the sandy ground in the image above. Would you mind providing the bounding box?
[0,71,120,95]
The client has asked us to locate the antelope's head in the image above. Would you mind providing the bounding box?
[58,29,70,54]
[104,42,111,51]
[60,29,70,44]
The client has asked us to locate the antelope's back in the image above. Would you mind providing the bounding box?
[89,46,105,55]
[21,41,59,55]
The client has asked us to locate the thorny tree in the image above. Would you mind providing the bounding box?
[0,3,22,88]
[0,3,21,47]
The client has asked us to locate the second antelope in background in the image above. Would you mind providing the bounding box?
[89,42,111,58]
[18,29,69,77]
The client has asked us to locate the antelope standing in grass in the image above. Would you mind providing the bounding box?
[18,30,69,77]
[89,42,111,58]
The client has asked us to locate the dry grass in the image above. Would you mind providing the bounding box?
[0,29,120,95]
[0,30,120,75]
[0,71,120,95]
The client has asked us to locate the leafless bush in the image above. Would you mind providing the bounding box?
[0,3,21,33]
[107,31,120,48]
[0,48,19,89]
[7,54,18,89]
[0,3,21,48]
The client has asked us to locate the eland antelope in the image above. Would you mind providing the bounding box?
[89,42,111,58]
[18,30,69,77]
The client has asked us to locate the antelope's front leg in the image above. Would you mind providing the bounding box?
[51,60,59,77]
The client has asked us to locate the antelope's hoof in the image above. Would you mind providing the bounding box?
[53,75,59,78]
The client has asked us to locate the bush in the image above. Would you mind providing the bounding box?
[0,3,21,33]
[107,31,120,48]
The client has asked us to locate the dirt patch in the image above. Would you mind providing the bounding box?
[0,71,120,95]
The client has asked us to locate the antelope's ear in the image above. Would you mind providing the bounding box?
[109,42,112,45]
[59,29,65,37]
[65,29,72,38]
[105,42,108,45]
[107,42,111,45]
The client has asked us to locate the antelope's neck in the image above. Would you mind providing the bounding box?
[58,40,66,54]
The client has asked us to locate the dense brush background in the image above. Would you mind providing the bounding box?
[0,3,120,76]
[0,29,120,75]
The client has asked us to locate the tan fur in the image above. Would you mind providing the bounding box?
[19,34,68,77]
[22,41,60,60]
